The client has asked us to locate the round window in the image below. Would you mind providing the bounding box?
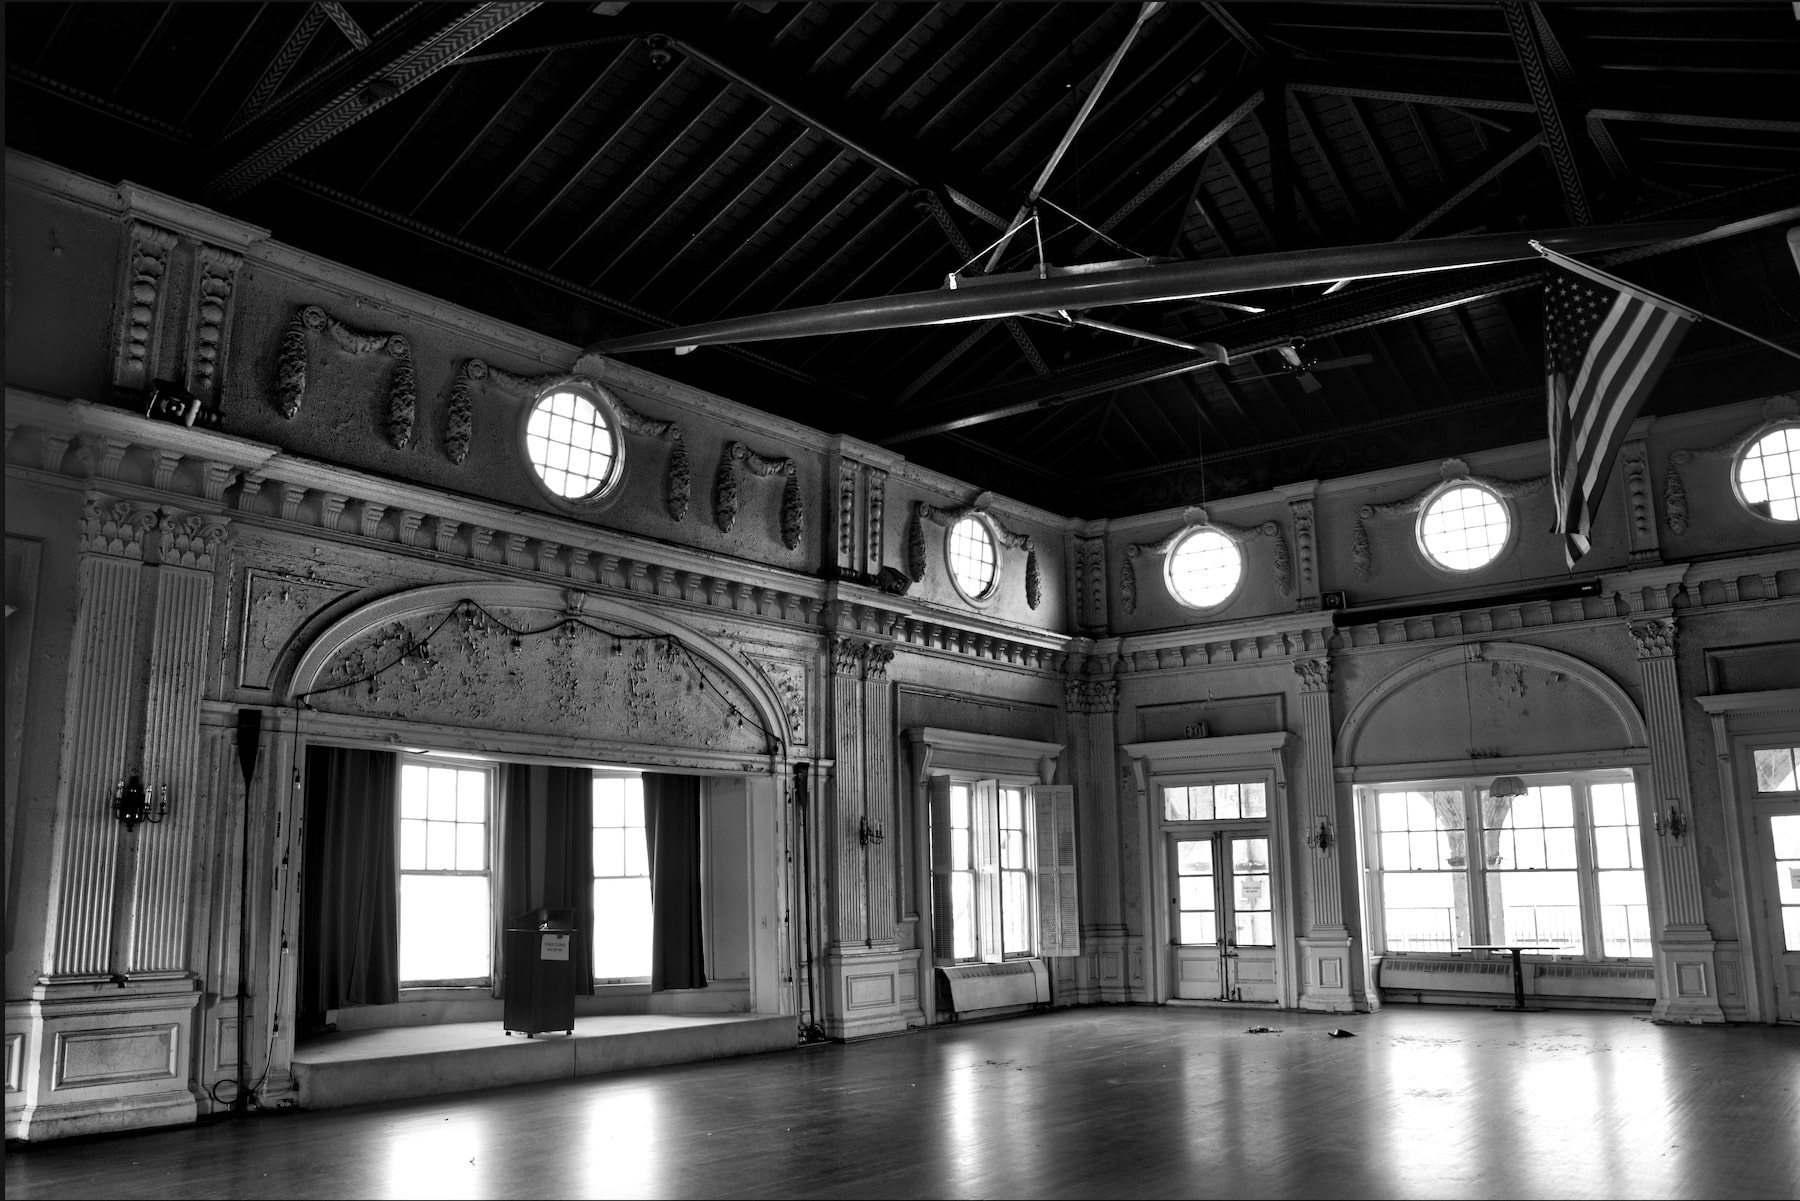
[523,388,619,502]
[946,514,999,600]
[1734,424,1799,522]
[1416,482,1510,572]
[1165,527,1243,610]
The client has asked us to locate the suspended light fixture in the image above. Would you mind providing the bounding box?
[1488,775,1529,799]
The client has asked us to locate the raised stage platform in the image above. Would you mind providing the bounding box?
[289,1013,797,1109]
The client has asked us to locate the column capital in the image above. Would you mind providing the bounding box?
[1293,656,1332,693]
[1628,615,1677,660]
[1064,678,1119,714]
[79,493,160,560]
[155,509,231,572]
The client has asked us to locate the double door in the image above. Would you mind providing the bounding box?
[1168,828,1279,1002]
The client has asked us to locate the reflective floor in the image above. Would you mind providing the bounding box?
[7,1006,1797,1199]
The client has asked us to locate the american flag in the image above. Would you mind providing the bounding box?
[1544,262,1695,567]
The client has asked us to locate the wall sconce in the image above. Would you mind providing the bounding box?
[1305,819,1335,852]
[858,814,885,846]
[1488,775,1529,800]
[1653,804,1688,841]
[112,774,168,830]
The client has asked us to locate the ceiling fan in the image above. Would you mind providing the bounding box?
[1229,342,1376,393]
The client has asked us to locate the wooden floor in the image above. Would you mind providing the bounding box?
[6,1006,1797,1199]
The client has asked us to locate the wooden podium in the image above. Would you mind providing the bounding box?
[503,910,577,1037]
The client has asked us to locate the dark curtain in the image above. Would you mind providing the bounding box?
[644,772,707,990]
[493,763,595,997]
[299,746,400,1016]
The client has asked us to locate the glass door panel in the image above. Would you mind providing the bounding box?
[1168,828,1280,1003]
[1760,808,1800,1022]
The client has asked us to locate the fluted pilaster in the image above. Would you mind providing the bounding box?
[828,637,867,945]
[1065,678,1123,932]
[1293,658,1344,931]
[130,511,228,973]
[863,644,897,946]
[47,497,158,976]
[1630,617,1706,927]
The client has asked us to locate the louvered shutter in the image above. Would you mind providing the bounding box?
[1031,784,1080,958]
[972,779,1000,963]
[928,775,957,965]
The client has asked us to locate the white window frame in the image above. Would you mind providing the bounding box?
[1730,418,1800,526]
[590,769,651,986]
[903,729,1075,1023]
[518,378,628,512]
[1359,768,1651,963]
[1413,478,1514,575]
[944,512,1002,604]
[398,758,497,988]
[1163,524,1246,612]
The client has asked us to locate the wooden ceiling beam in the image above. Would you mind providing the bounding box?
[408,51,560,218]
[223,4,328,135]
[500,57,688,255]
[1501,1,1594,225]
[206,2,542,201]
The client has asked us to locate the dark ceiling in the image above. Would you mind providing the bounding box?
[8,2,1799,517]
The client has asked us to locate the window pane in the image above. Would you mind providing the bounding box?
[1176,840,1213,875]
[595,827,625,877]
[401,818,426,870]
[1163,787,1189,822]
[624,826,648,877]
[427,821,456,870]
[1001,787,1024,830]
[457,772,485,823]
[1593,827,1634,871]
[1214,783,1241,820]
[595,778,625,827]
[1381,831,1412,871]
[1241,782,1268,819]
[1486,870,1582,954]
[1545,828,1578,870]
[401,769,427,819]
[1590,782,1628,827]
[623,779,645,825]
[1754,748,1799,794]
[1178,876,1212,910]
[427,768,457,822]
[1232,838,1268,874]
[1001,830,1025,870]
[1233,871,1269,914]
[1002,871,1031,956]
[592,875,652,979]
[951,829,969,872]
[457,822,486,871]
[952,873,976,961]
[1236,912,1274,947]
[1598,870,1651,957]
[951,785,969,830]
[1179,912,1218,946]
[400,873,490,982]
[1189,786,1215,821]
[1381,872,1465,952]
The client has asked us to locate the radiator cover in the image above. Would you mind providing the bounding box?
[937,959,1051,1018]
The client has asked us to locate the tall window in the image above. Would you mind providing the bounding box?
[592,773,651,981]
[934,779,1036,963]
[1363,771,1650,959]
[399,762,492,985]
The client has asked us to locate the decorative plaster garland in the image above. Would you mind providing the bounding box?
[909,492,1041,609]
[1120,506,1287,615]
[714,440,804,550]
[1351,458,1547,579]
[275,304,416,451]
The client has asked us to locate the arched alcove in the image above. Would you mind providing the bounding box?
[1336,642,1648,770]
[286,581,789,771]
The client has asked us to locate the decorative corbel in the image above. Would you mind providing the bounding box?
[1351,458,1547,579]
[114,221,179,394]
[714,441,803,549]
[187,245,243,403]
[911,491,1041,609]
[1121,506,1286,615]
[274,304,415,450]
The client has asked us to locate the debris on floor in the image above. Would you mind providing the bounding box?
[1245,1026,1283,1034]
[1326,1028,1357,1038]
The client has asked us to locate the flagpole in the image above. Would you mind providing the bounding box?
[1531,240,1800,365]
